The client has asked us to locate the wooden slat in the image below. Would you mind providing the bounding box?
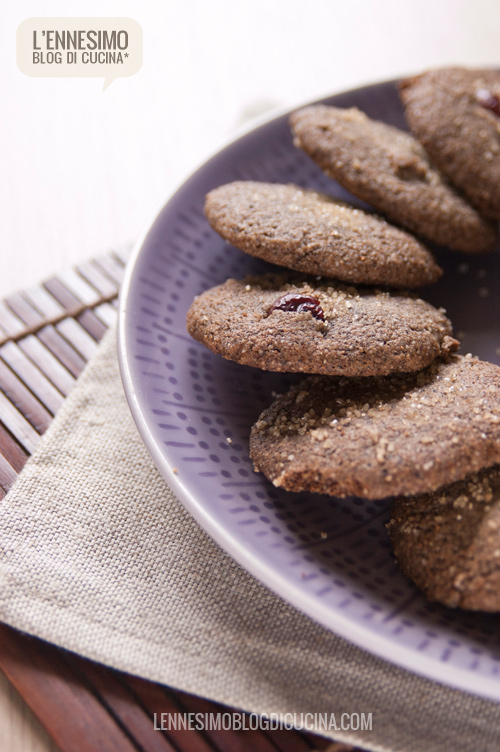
[0,359,52,444]
[1,342,65,414]
[37,326,86,379]
[0,452,18,493]
[0,284,113,353]
[112,247,131,266]
[0,301,25,338]
[94,254,125,286]
[306,736,335,750]
[24,286,66,320]
[124,676,216,752]
[264,728,313,752]
[55,269,100,307]
[68,657,177,752]
[94,304,118,328]
[175,691,278,752]
[74,263,121,321]
[76,309,107,342]
[0,392,41,453]
[43,277,85,311]
[0,669,61,752]
[21,283,90,377]
[0,358,52,432]
[0,626,140,752]
[55,319,99,361]
[44,278,107,351]
[18,336,75,397]
[77,261,119,299]
[4,293,44,328]
[0,423,28,474]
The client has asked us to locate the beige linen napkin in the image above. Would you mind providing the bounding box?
[0,326,499,752]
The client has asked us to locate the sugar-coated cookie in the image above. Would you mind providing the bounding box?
[250,356,500,499]
[389,464,500,611]
[290,105,498,253]
[400,67,500,221]
[205,181,442,288]
[186,273,457,376]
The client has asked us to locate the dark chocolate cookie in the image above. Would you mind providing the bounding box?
[400,67,500,221]
[290,105,497,253]
[249,356,500,499]
[388,464,500,611]
[205,181,442,288]
[186,273,457,376]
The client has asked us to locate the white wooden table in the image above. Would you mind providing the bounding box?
[1,0,499,749]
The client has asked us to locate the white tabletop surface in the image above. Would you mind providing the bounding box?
[1,0,500,303]
[0,1,499,750]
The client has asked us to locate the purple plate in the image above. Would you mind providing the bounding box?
[118,78,500,700]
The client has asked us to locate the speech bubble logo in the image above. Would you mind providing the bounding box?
[17,17,142,91]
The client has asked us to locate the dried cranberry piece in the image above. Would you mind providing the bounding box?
[268,293,325,320]
[476,88,500,117]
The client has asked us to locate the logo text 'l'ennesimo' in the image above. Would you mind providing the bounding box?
[17,18,143,92]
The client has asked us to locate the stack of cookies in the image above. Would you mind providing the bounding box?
[187,67,500,611]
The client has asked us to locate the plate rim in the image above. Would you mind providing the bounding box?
[117,78,500,703]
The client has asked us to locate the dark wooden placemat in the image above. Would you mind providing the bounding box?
[0,251,364,752]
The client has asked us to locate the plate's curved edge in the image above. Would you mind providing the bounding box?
[117,81,500,705]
